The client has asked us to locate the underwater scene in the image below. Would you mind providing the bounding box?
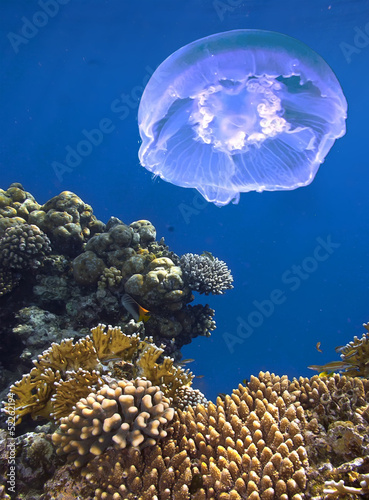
[1,0,369,498]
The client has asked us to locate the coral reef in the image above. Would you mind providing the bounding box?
[43,371,309,499]
[5,324,193,425]
[309,322,369,378]
[2,370,369,498]
[180,252,234,295]
[4,181,369,499]
[52,378,175,467]
[0,183,231,414]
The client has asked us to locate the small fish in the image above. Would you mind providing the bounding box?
[189,473,203,494]
[201,251,214,261]
[195,374,204,379]
[121,294,151,323]
[178,358,195,366]
[316,342,322,353]
[318,371,335,378]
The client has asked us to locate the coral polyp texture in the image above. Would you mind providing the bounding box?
[180,252,234,295]
[39,369,369,499]
[0,223,52,270]
[52,378,175,467]
[3,366,369,498]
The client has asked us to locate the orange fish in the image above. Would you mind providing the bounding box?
[316,341,322,353]
[121,294,151,322]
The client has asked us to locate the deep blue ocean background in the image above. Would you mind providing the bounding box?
[1,0,368,402]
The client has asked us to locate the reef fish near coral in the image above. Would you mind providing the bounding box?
[121,293,151,323]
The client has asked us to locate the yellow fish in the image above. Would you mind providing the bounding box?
[201,251,214,261]
[318,371,335,378]
[121,293,151,322]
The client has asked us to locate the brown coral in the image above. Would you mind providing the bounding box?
[0,269,20,297]
[45,372,310,499]
[0,183,40,237]
[52,378,175,467]
[28,190,105,255]
[5,324,193,424]
[0,223,51,270]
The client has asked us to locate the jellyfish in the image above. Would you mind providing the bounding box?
[138,30,347,207]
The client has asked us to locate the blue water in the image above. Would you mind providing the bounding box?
[1,0,369,402]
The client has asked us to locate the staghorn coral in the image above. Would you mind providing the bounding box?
[0,223,51,270]
[309,322,369,378]
[180,252,234,295]
[4,324,193,424]
[52,378,175,467]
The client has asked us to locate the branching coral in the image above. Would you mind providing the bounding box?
[4,324,194,424]
[323,476,369,498]
[309,322,369,377]
[45,371,310,499]
[180,252,234,295]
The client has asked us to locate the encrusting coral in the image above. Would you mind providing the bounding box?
[180,252,234,295]
[4,324,194,424]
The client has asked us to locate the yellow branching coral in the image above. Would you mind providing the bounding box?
[309,322,369,377]
[36,337,99,374]
[50,369,102,422]
[92,324,141,362]
[5,323,194,424]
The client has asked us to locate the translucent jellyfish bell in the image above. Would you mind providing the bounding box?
[138,30,347,207]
